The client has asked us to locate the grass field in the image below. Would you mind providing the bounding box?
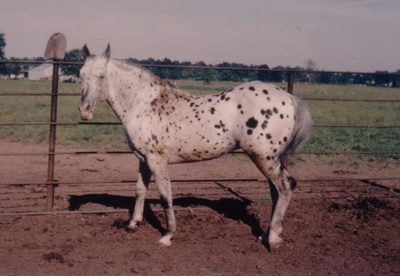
[0,79,399,162]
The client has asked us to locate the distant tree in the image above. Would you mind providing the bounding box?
[0,33,5,59]
[61,49,84,79]
[230,63,249,82]
[318,71,334,84]
[257,64,271,82]
[216,62,234,81]
[4,57,23,76]
[374,71,391,87]
[352,74,366,85]
[180,61,194,79]
[0,33,6,75]
[201,69,218,84]
[392,70,400,87]
[192,61,208,81]
[270,66,287,83]
[337,73,352,85]
[303,59,318,83]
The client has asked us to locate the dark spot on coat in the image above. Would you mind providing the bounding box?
[210,107,216,114]
[237,104,242,109]
[261,120,268,129]
[263,89,268,95]
[247,129,253,135]
[246,117,258,129]
[273,107,278,114]
[282,101,286,106]
[150,99,158,106]
[266,133,272,139]
[249,86,255,91]
[151,134,159,145]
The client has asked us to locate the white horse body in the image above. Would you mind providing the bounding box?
[78,44,312,250]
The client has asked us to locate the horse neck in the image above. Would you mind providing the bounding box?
[105,60,164,122]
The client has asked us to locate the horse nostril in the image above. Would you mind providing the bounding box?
[85,105,91,112]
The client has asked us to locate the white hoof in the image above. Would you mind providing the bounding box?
[269,232,283,250]
[127,220,140,231]
[158,234,172,247]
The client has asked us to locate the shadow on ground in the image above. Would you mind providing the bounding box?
[68,194,264,238]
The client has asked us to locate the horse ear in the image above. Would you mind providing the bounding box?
[102,43,111,60]
[82,44,91,60]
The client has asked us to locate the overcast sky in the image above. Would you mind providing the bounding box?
[1,0,399,72]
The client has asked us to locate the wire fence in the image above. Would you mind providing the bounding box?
[0,60,399,215]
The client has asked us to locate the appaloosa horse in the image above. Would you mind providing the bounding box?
[78,44,312,249]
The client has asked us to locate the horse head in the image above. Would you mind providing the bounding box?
[78,44,111,120]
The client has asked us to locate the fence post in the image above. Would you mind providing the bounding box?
[46,61,59,211]
[287,70,294,94]
[281,71,295,169]
[44,33,66,211]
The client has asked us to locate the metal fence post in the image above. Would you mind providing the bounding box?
[46,61,59,211]
[281,71,295,169]
[44,33,66,211]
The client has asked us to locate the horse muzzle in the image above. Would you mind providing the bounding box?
[78,104,94,121]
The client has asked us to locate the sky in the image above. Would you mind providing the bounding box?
[1,0,399,72]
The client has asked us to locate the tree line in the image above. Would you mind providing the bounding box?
[1,33,399,87]
[60,49,400,87]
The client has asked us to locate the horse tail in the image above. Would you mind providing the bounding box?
[286,95,313,153]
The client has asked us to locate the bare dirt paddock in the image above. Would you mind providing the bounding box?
[0,141,399,275]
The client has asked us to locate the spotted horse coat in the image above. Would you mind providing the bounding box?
[78,44,312,250]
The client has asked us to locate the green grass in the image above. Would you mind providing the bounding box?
[0,80,399,162]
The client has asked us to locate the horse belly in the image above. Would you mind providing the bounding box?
[167,104,239,163]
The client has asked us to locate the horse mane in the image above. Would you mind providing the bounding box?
[110,59,177,89]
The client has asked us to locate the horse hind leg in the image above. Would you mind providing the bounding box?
[251,155,296,250]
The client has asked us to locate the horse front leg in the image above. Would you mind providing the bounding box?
[148,156,176,247]
[128,161,152,230]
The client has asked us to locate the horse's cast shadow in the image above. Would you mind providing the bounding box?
[68,194,264,238]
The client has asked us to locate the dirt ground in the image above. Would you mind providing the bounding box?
[0,140,399,275]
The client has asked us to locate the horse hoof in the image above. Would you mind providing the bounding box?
[158,236,172,247]
[269,240,283,250]
[125,227,137,233]
[269,237,283,251]
[126,221,140,233]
